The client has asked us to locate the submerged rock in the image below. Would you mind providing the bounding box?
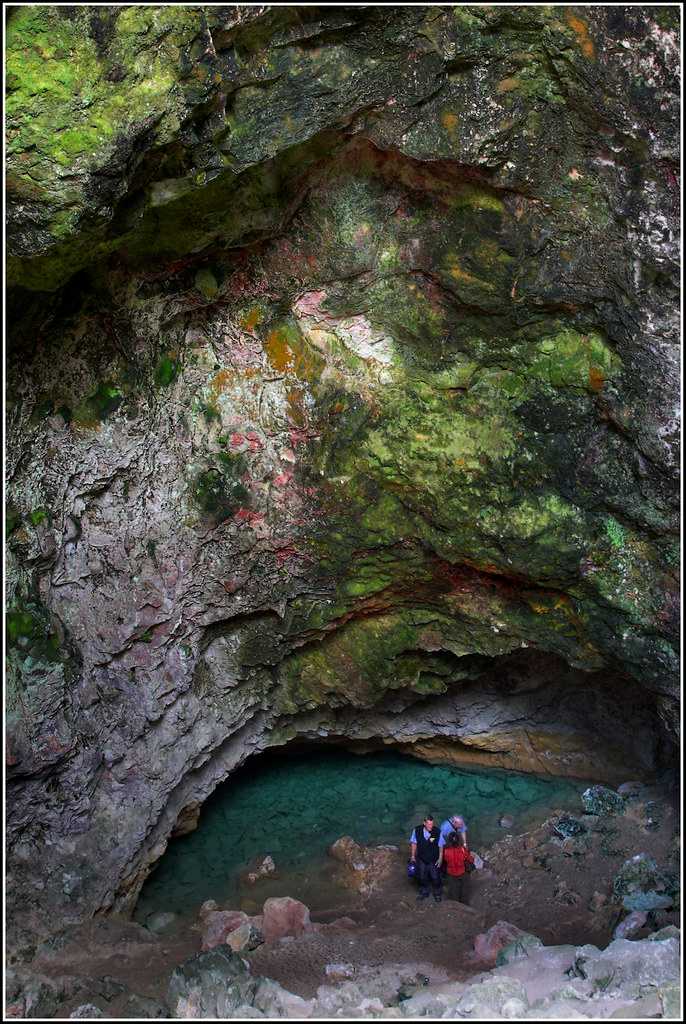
[145,911,178,935]
[329,836,399,895]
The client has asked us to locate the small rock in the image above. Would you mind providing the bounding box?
[496,932,544,966]
[622,890,673,912]
[552,815,587,840]
[325,963,355,981]
[145,911,178,935]
[560,835,589,857]
[617,781,644,798]
[648,926,680,942]
[244,855,277,885]
[554,880,580,904]
[582,785,625,817]
[200,910,249,951]
[198,900,219,919]
[226,921,264,953]
[589,891,607,912]
[96,975,126,1001]
[613,911,648,940]
[125,994,168,1018]
[69,1006,104,1019]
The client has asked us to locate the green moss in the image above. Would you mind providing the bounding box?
[191,453,250,522]
[155,354,181,388]
[195,268,219,299]
[197,399,221,423]
[605,516,625,549]
[277,610,445,713]
[451,184,506,214]
[6,604,61,663]
[6,505,22,539]
[29,508,48,527]
[73,380,124,424]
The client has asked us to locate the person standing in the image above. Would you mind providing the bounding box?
[442,831,474,904]
[409,814,444,902]
[439,813,467,844]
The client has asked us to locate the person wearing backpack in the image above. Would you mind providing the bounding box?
[442,830,475,904]
[409,814,444,903]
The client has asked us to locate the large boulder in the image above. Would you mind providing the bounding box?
[572,935,680,999]
[329,836,399,895]
[474,921,541,966]
[167,948,257,1018]
[261,897,311,943]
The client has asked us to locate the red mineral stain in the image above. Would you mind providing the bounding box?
[230,433,246,449]
[275,544,299,565]
[273,470,293,488]
[588,366,605,392]
[245,431,264,452]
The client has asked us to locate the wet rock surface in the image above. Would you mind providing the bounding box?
[5,2,679,959]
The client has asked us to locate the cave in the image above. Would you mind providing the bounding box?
[4,4,680,1017]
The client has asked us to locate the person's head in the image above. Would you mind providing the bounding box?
[423,815,434,829]
[450,815,465,829]
[447,831,459,847]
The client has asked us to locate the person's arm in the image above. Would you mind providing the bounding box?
[436,834,445,866]
[409,830,417,861]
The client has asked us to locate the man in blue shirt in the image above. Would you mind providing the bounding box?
[439,814,467,844]
[409,815,445,902]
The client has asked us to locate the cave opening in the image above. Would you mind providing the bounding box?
[133,742,586,927]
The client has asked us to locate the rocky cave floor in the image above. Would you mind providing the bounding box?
[6,778,680,1019]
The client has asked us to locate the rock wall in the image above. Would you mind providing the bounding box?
[5,5,679,945]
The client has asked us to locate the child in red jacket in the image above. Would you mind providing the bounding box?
[442,831,474,903]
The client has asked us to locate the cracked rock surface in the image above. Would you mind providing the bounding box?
[5,5,679,947]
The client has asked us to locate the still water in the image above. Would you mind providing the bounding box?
[134,748,585,923]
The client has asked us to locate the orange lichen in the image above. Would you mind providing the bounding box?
[496,77,520,93]
[264,328,295,374]
[240,306,264,332]
[209,369,234,401]
[588,365,605,392]
[286,388,306,427]
[565,13,595,58]
[441,111,459,134]
[449,263,494,290]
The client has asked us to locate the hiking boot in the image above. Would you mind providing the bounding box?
[433,894,442,903]
[416,893,429,902]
